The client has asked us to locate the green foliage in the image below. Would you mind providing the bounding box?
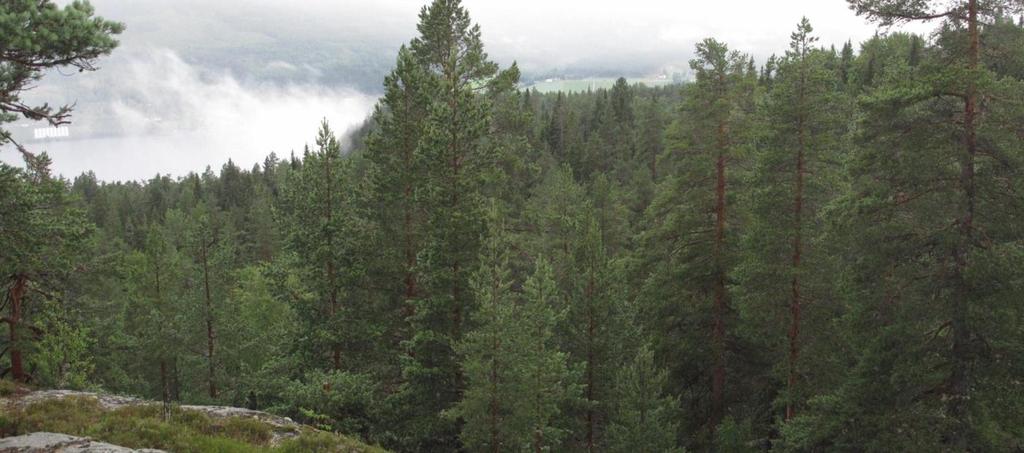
[455,213,576,452]
[638,37,758,448]
[714,416,758,453]
[272,370,380,437]
[734,17,849,424]
[277,121,375,372]
[30,301,95,390]
[607,345,681,453]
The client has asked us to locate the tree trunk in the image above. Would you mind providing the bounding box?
[325,147,341,371]
[160,359,171,421]
[711,120,728,430]
[585,273,596,453]
[449,71,465,393]
[490,341,500,453]
[401,86,419,321]
[8,274,28,382]
[948,0,979,447]
[201,239,217,399]
[786,115,806,421]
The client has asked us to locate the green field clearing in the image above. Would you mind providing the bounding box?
[524,77,677,93]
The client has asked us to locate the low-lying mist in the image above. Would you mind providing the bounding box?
[2,49,376,182]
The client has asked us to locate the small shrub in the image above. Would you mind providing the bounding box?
[277,431,388,453]
[218,417,274,445]
[0,379,18,396]
[15,396,103,435]
[277,431,349,453]
[0,413,18,437]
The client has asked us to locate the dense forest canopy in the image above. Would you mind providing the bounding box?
[4,0,1024,451]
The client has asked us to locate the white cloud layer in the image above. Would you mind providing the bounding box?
[2,50,376,181]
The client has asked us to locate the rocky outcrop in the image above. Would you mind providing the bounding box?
[2,390,303,446]
[9,390,145,411]
[0,432,165,452]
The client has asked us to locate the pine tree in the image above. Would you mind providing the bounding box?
[279,121,368,372]
[0,158,91,383]
[187,203,237,400]
[839,41,854,87]
[394,1,517,449]
[736,18,844,422]
[636,94,666,181]
[365,45,431,333]
[565,215,628,452]
[130,224,188,417]
[455,210,574,452]
[607,345,682,453]
[520,256,575,453]
[640,38,756,444]
[0,0,123,164]
[454,210,519,452]
[782,2,1024,449]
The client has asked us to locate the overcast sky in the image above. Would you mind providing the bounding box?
[1,0,928,181]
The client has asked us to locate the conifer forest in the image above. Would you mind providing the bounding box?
[4,0,1024,451]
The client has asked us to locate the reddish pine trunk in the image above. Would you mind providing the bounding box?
[786,119,806,421]
[8,274,27,382]
[324,148,341,371]
[401,86,418,320]
[585,274,596,453]
[403,183,417,309]
[201,239,217,399]
[711,120,728,430]
[490,338,500,453]
[449,73,465,392]
[949,0,978,447]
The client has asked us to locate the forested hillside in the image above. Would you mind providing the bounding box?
[4,0,1024,451]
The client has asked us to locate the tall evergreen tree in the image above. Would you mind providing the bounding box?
[279,121,369,372]
[737,18,845,422]
[519,257,575,453]
[1,158,90,383]
[781,2,1024,449]
[565,215,629,452]
[640,38,757,445]
[390,1,518,449]
[455,210,519,452]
